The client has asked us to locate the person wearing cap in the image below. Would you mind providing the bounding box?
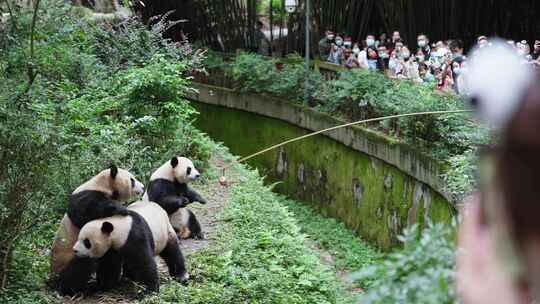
[319,30,335,61]
[532,40,540,60]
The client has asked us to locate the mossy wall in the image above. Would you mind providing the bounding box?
[190,84,455,250]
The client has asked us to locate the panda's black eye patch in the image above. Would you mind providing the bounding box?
[187,167,192,175]
[131,178,135,188]
[83,238,91,249]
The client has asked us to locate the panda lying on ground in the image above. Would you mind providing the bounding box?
[49,165,144,295]
[73,201,189,293]
[144,156,207,239]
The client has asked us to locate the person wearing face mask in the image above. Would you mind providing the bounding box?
[335,35,344,48]
[417,34,431,60]
[450,56,466,94]
[366,34,376,48]
[352,43,361,55]
[366,46,383,71]
[388,42,404,77]
[327,43,342,65]
[343,36,353,49]
[533,40,540,60]
[319,30,334,61]
[377,45,390,70]
[398,47,421,83]
[450,39,465,60]
[415,49,426,63]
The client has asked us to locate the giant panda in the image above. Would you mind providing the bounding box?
[72,201,189,293]
[49,165,144,295]
[143,156,207,239]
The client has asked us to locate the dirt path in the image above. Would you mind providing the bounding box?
[62,154,232,304]
[179,156,230,255]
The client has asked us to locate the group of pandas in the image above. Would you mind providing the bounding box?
[49,156,208,296]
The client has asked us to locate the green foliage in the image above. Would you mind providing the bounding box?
[355,223,456,304]
[0,1,211,301]
[314,68,485,158]
[443,149,478,201]
[278,196,381,274]
[213,54,487,199]
[143,164,352,304]
[228,52,321,102]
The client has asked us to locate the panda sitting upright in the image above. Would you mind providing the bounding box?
[49,165,144,295]
[72,201,189,293]
[144,156,207,239]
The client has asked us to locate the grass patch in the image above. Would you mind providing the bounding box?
[278,197,382,284]
[142,160,352,304]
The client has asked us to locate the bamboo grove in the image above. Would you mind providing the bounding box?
[139,0,538,53]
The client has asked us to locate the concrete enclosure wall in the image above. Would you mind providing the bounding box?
[190,83,455,250]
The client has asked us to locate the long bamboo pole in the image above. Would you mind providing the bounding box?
[218,109,473,179]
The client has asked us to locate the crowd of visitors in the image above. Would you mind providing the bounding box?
[319,30,540,94]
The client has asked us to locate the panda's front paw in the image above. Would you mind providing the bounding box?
[197,197,208,205]
[177,197,190,208]
[175,272,190,285]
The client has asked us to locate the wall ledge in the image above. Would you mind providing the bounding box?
[189,82,454,203]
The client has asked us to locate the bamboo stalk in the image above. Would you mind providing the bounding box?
[234,109,473,165]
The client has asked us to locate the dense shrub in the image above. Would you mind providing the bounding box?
[355,223,456,304]
[314,68,488,160]
[227,52,321,102]
[0,1,211,301]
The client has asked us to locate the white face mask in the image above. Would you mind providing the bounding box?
[353,48,360,54]
[327,35,335,40]
[336,40,343,46]
[344,41,352,47]
[366,38,375,46]
[401,52,411,60]
[418,40,427,48]
[416,55,425,62]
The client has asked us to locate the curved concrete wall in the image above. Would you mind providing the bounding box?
[190,83,456,250]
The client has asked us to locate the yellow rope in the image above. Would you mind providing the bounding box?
[220,109,472,177]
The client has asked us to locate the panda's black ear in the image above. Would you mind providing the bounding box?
[170,157,179,168]
[101,222,114,235]
[110,165,118,179]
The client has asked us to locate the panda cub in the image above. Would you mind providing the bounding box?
[144,156,207,239]
[73,201,189,293]
[50,165,144,295]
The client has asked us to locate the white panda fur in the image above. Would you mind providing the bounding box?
[73,201,188,292]
[74,201,173,257]
[144,157,206,239]
[50,166,144,295]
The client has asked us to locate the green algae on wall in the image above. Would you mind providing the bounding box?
[191,88,455,250]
